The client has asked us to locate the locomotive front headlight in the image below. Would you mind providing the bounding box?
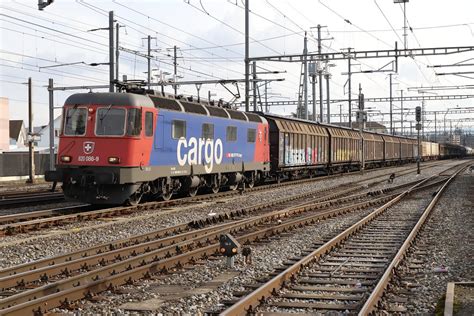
[108,156,120,164]
[60,155,72,163]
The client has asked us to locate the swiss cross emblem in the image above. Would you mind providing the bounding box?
[83,141,95,154]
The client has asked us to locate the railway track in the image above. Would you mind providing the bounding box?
[0,191,64,208]
[0,160,447,236]
[0,162,458,315]
[212,162,470,315]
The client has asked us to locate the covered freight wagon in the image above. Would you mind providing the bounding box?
[265,114,329,175]
[382,135,401,162]
[362,131,384,166]
[326,126,361,168]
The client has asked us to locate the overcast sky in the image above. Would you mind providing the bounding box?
[1,0,473,132]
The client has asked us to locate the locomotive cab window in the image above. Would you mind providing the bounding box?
[172,120,186,139]
[226,126,237,142]
[247,128,256,143]
[145,112,154,137]
[64,107,87,136]
[126,108,142,136]
[96,107,126,136]
[202,123,214,140]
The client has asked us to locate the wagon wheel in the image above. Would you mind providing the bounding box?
[126,192,142,206]
[188,187,199,197]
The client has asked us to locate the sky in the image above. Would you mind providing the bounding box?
[0,0,473,133]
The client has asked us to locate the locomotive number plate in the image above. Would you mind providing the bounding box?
[78,155,100,162]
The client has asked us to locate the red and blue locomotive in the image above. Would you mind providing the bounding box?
[46,92,270,205]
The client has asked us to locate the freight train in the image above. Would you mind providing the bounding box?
[45,91,466,205]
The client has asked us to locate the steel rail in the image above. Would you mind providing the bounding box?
[0,192,64,207]
[0,162,455,314]
[0,161,438,236]
[0,173,452,314]
[220,176,434,315]
[0,166,357,235]
[0,205,89,225]
[0,183,407,314]
[0,175,429,282]
[0,183,372,295]
[0,182,358,278]
[358,164,470,315]
[4,175,449,313]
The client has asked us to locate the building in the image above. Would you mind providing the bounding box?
[0,98,9,151]
[9,120,27,149]
[36,115,62,151]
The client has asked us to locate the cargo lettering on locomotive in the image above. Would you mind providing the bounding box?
[177,137,224,173]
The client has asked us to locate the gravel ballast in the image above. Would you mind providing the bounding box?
[377,167,473,315]
[1,161,459,269]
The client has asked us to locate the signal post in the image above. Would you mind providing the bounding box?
[416,106,422,174]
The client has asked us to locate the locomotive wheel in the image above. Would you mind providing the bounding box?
[162,192,173,201]
[188,187,199,197]
[126,193,142,206]
[228,184,238,191]
[247,179,255,189]
[211,185,220,194]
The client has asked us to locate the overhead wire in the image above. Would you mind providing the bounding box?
[318,0,393,48]
[185,0,281,55]
[81,0,300,94]
[78,1,247,80]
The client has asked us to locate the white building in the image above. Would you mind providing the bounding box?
[36,115,62,152]
[9,120,27,150]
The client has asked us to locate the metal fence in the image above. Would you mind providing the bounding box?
[0,153,54,177]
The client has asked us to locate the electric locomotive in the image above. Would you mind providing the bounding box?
[46,91,270,205]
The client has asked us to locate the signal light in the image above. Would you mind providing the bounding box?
[108,157,120,164]
[60,155,71,163]
[219,234,241,257]
[415,106,422,122]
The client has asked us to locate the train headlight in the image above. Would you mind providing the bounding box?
[60,155,72,163]
[108,156,120,164]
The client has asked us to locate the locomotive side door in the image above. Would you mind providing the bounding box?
[154,114,165,150]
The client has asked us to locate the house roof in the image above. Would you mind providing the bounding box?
[9,120,25,140]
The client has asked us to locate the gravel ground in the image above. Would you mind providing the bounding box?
[0,161,462,270]
[455,286,474,316]
[26,160,462,315]
[377,166,473,315]
[67,198,379,315]
[73,164,452,315]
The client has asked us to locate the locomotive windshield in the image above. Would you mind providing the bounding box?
[64,107,87,136]
[96,107,126,136]
[126,108,142,136]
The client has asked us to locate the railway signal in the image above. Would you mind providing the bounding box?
[219,234,241,268]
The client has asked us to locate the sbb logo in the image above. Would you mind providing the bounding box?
[177,137,223,173]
